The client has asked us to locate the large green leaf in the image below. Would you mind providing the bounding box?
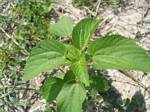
[23,40,67,81]
[42,77,64,102]
[90,75,110,92]
[71,54,90,86]
[72,18,101,50]
[87,35,150,72]
[56,82,86,112]
[50,16,74,37]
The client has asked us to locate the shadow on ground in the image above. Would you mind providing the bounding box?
[86,70,147,112]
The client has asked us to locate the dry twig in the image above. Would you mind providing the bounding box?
[119,70,150,95]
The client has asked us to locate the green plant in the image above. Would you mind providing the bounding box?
[13,0,52,42]
[23,17,150,112]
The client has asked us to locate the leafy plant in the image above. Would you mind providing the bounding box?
[23,17,150,112]
[13,0,52,42]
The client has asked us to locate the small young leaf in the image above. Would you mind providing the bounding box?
[66,45,81,62]
[50,16,74,37]
[88,35,150,72]
[90,75,110,92]
[56,82,86,112]
[65,45,89,86]
[42,77,64,102]
[72,18,101,50]
[71,54,90,86]
[23,40,67,81]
